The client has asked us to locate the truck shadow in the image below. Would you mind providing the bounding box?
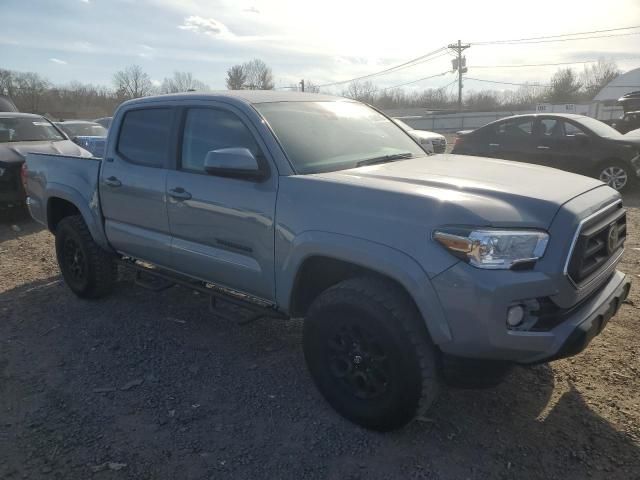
[0,276,638,479]
[0,213,42,242]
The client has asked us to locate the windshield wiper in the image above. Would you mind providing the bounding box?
[356,152,414,167]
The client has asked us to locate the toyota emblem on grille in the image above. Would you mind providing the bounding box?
[607,223,619,255]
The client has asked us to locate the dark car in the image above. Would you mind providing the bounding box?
[452,113,640,191]
[610,111,640,134]
[0,113,92,212]
[0,95,18,112]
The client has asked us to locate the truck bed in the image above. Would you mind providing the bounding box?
[25,153,106,245]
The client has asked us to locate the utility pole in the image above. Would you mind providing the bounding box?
[300,79,305,92]
[448,40,470,112]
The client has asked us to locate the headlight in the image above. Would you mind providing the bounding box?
[0,167,5,177]
[433,228,549,269]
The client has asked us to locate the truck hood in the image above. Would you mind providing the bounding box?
[311,154,609,228]
[0,140,91,165]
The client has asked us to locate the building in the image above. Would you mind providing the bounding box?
[589,67,640,120]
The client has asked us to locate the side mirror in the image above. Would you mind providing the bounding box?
[203,148,266,181]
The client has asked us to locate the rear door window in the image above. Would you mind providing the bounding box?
[494,118,533,137]
[539,118,562,137]
[117,108,174,167]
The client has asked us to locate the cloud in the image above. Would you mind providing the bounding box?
[80,0,90,3]
[178,16,232,38]
[243,6,260,14]
[49,58,68,65]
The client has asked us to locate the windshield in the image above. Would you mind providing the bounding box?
[59,123,107,137]
[0,116,65,142]
[576,116,623,138]
[256,101,424,174]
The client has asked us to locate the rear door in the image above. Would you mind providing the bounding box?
[100,107,177,267]
[165,104,278,301]
[484,117,536,162]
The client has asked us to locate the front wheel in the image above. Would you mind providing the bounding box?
[598,162,632,192]
[303,276,440,431]
[55,215,117,299]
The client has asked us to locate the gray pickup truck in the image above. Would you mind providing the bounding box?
[25,91,631,431]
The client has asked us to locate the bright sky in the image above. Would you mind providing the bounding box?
[1,0,640,93]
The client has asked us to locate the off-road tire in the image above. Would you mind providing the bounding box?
[55,215,117,299]
[303,276,440,431]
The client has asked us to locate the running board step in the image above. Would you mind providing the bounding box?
[121,258,287,324]
[134,270,176,292]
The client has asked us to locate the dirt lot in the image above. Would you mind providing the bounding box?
[1,196,639,480]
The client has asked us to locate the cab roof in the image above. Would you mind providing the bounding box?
[123,90,350,107]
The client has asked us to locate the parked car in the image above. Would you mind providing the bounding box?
[55,120,107,138]
[610,111,640,134]
[626,127,640,137]
[1,113,91,212]
[393,118,447,153]
[452,113,640,192]
[55,121,108,157]
[25,92,630,430]
[94,117,112,129]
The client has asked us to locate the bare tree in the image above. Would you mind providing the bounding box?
[580,59,620,99]
[113,65,154,100]
[161,71,209,93]
[0,69,17,97]
[226,65,246,90]
[342,80,377,103]
[13,72,50,112]
[243,59,274,90]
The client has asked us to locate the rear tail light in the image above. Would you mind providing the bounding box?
[20,163,28,190]
[453,136,465,147]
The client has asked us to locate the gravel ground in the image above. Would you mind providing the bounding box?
[1,197,639,480]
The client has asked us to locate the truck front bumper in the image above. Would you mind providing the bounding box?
[432,264,631,364]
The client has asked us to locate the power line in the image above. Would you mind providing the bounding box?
[464,77,552,87]
[474,31,640,46]
[371,71,452,93]
[472,25,640,45]
[316,47,447,88]
[472,60,599,68]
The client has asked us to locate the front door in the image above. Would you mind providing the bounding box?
[165,106,278,301]
[100,107,177,267]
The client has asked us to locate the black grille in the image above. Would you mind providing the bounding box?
[433,139,447,153]
[567,204,626,286]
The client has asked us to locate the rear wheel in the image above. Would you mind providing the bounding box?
[55,215,117,298]
[597,162,632,191]
[303,276,440,431]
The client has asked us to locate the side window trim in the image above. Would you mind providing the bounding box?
[115,106,177,169]
[176,106,270,178]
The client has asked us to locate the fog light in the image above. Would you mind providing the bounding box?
[506,305,525,327]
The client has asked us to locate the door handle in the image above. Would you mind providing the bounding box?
[489,143,500,147]
[104,176,122,187]
[168,187,192,201]
[536,146,550,150]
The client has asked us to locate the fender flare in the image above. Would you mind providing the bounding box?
[276,231,452,345]
[45,182,112,251]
